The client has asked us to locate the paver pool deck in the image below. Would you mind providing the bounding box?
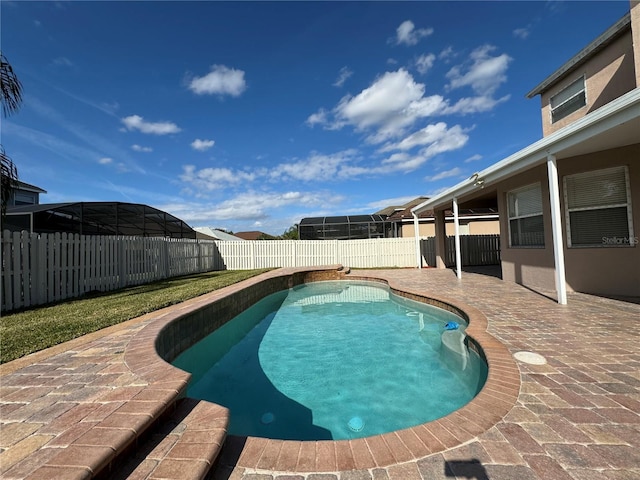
[1,266,639,480]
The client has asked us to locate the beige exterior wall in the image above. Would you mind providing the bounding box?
[468,220,500,235]
[559,144,640,297]
[497,165,557,293]
[497,144,640,298]
[632,1,640,87]
[399,218,500,238]
[540,30,636,136]
[400,222,435,238]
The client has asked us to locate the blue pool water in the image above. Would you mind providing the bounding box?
[173,281,487,440]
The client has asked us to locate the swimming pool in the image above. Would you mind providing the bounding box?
[173,280,487,440]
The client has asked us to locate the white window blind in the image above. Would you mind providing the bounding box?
[550,76,586,123]
[564,166,634,247]
[508,183,544,247]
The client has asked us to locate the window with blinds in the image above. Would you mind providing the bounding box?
[550,76,586,123]
[507,183,545,247]
[564,166,634,247]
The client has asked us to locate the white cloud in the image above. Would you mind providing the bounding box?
[513,27,530,39]
[444,94,511,115]
[333,66,353,87]
[380,122,468,153]
[426,167,463,182]
[379,152,426,171]
[191,139,215,151]
[368,195,420,210]
[334,69,446,142]
[121,115,181,135]
[446,45,512,96]
[161,190,326,224]
[52,57,73,67]
[394,20,433,46]
[188,65,247,97]
[439,46,455,62]
[22,96,145,173]
[306,108,328,127]
[310,66,507,144]
[415,54,436,74]
[131,144,152,152]
[464,154,482,163]
[98,157,113,165]
[180,164,256,192]
[270,149,359,182]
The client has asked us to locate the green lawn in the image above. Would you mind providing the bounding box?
[0,269,270,364]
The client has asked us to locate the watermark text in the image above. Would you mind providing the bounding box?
[602,236,638,246]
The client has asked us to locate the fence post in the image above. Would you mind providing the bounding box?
[251,242,256,270]
[118,236,125,288]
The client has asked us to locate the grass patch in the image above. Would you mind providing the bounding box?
[0,269,271,364]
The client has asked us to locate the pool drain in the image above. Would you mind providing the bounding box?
[347,416,365,432]
[514,351,547,365]
[261,412,275,424]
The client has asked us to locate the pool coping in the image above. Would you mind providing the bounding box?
[124,265,520,473]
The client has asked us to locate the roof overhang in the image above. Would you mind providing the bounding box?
[412,87,640,214]
[526,13,631,98]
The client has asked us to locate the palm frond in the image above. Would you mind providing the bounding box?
[1,52,24,117]
[1,146,19,216]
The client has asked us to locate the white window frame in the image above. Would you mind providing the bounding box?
[563,166,635,248]
[507,183,545,248]
[550,75,586,124]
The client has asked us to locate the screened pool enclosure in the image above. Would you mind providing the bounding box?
[298,215,391,240]
[5,202,196,238]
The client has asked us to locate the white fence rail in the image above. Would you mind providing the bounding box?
[215,237,417,270]
[1,231,227,312]
[1,231,499,312]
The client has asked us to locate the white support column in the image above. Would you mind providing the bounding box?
[453,197,462,279]
[547,153,568,305]
[412,213,422,269]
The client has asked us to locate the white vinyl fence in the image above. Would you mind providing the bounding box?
[215,237,417,270]
[1,231,500,312]
[1,231,225,312]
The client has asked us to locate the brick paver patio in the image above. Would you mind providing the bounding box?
[1,267,639,479]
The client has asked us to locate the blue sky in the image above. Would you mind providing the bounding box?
[2,1,631,236]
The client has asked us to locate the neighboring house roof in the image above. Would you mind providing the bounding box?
[15,180,47,194]
[526,12,631,98]
[381,196,496,221]
[413,88,640,215]
[374,205,403,216]
[235,230,275,240]
[193,227,245,241]
[375,196,430,218]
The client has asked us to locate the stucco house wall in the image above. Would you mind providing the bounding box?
[559,144,639,297]
[497,165,557,292]
[399,219,500,238]
[632,1,640,87]
[497,144,639,297]
[541,29,636,136]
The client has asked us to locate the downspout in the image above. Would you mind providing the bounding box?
[547,153,568,304]
[412,212,422,269]
[453,197,462,279]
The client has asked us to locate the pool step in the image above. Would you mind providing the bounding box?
[24,386,228,480]
[109,398,229,480]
